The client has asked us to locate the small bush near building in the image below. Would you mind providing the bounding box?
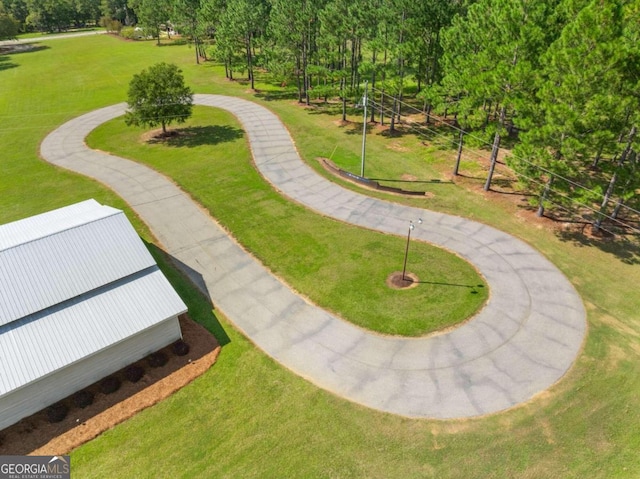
[46,403,68,423]
[73,390,94,409]
[125,365,145,383]
[148,351,168,368]
[172,340,190,356]
[100,376,121,394]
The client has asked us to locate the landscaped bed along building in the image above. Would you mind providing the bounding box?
[0,199,187,430]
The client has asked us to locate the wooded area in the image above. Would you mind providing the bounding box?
[2,0,638,233]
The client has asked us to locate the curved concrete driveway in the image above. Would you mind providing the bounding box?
[40,94,586,418]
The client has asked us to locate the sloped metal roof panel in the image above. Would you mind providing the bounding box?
[0,267,187,396]
[0,199,116,251]
[0,201,156,326]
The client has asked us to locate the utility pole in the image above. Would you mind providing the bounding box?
[360,81,368,177]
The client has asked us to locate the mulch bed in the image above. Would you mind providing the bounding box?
[0,314,219,456]
[386,271,420,290]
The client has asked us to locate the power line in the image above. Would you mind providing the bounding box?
[363,89,639,237]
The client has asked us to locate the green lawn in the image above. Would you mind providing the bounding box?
[2,35,640,478]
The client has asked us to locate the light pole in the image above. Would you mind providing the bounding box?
[402,218,422,281]
[360,81,368,177]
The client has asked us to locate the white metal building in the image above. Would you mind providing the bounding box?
[0,199,187,430]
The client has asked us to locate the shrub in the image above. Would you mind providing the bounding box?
[148,351,168,368]
[124,365,145,383]
[119,26,137,40]
[120,26,147,40]
[172,340,190,356]
[99,16,122,33]
[47,403,68,423]
[100,376,121,394]
[73,390,94,409]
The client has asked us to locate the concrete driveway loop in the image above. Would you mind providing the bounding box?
[39,94,586,418]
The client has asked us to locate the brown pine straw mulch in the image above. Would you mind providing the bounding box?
[0,314,219,456]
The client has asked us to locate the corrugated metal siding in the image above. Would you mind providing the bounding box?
[0,267,187,396]
[0,204,156,326]
[0,317,182,431]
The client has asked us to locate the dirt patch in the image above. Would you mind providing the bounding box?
[0,315,219,456]
[333,119,352,127]
[598,311,640,339]
[386,141,410,152]
[140,128,181,143]
[386,271,419,290]
[430,420,474,437]
[401,174,418,182]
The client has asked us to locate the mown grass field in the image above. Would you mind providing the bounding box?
[1,35,639,478]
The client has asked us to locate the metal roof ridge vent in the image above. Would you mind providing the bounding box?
[0,265,162,336]
[0,199,123,253]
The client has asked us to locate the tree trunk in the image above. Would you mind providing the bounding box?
[594,126,636,230]
[611,197,624,220]
[341,69,347,122]
[453,130,464,176]
[483,131,501,191]
[246,36,254,90]
[296,56,303,103]
[390,96,397,133]
[537,176,553,217]
[591,144,604,169]
[370,49,377,123]
[483,106,506,191]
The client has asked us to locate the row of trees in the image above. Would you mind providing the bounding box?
[1,0,104,34]
[2,0,638,228]
[438,0,639,227]
[128,0,640,225]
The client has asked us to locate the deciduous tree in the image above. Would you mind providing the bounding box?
[125,62,194,135]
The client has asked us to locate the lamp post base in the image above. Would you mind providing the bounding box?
[386,271,420,290]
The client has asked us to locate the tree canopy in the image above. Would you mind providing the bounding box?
[0,11,19,39]
[124,62,193,134]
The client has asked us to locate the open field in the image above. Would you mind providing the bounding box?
[1,35,640,478]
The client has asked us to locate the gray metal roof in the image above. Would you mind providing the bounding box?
[0,267,186,395]
[0,200,187,396]
[0,200,156,326]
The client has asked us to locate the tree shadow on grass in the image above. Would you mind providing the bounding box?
[254,89,300,102]
[149,125,243,149]
[0,44,50,72]
[0,56,17,72]
[0,43,50,55]
[556,229,640,265]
